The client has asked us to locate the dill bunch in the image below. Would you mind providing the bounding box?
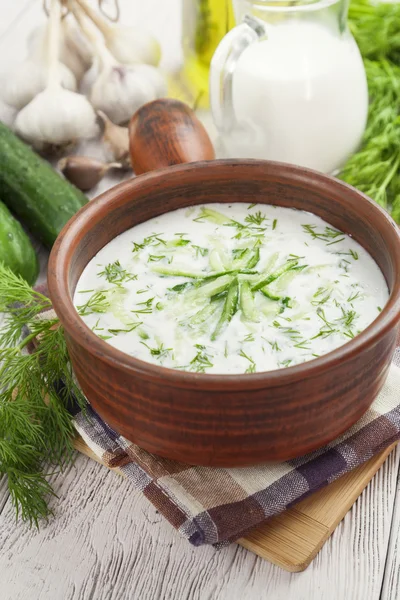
[339,59,400,222]
[349,0,400,63]
[0,264,85,526]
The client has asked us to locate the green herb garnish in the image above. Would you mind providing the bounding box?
[302,224,344,245]
[77,291,111,316]
[339,56,400,221]
[97,260,137,284]
[192,245,209,258]
[239,349,256,373]
[140,341,172,359]
[245,211,267,226]
[108,322,143,335]
[0,264,86,527]
[188,344,214,373]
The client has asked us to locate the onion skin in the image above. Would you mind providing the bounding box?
[128,99,215,175]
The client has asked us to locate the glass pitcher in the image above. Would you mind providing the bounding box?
[210,0,368,173]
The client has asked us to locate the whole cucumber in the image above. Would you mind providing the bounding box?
[0,201,39,285]
[0,122,88,248]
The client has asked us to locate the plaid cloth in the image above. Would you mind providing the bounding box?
[35,295,400,547]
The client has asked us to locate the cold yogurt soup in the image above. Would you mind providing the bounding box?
[74,203,389,374]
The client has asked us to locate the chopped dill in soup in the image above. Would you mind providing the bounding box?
[74,204,389,374]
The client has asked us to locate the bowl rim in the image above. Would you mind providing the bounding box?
[48,159,400,391]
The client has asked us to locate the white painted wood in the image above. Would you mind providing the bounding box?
[380,464,400,600]
[0,449,399,600]
[0,475,10,513]
[1,2,400,599]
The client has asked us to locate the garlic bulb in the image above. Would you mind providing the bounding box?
[0,98,17,128]
[90,61,166,125]
[132,64,167,98]
[1,55,76,111]
[28,19,92,84]
[76,0,161,66]
[71,3,167,125]
[15,0,97,151]
[61,18,93,79]
[15,87,98,151]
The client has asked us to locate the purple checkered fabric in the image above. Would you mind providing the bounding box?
[35,292,400,547]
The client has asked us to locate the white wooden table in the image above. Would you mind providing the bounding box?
[1,1,400,598]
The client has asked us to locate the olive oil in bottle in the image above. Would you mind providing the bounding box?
[169,0,235,109]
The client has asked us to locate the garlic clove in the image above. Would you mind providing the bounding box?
[90,65,167,125]
[79,60,98,95]
[1,59,76,110]
[58,155,122,191]
[98,110,130,166]
[62,18,93,74]
[15,87,99,151]
[131,64,167,98]
[89,66,155,125]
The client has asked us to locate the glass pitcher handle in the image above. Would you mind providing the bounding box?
[210,15,267,134]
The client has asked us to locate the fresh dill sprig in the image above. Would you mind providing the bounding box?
[347,290,363,303]
[0,264,86,527]
[192,245,209,258]
[242,333,255,343]
[339,58,400,220]
[108,322,143,335]
[337,307,358,329]
[335,250,359,260]
[311,287,332,306]
[268,340,281,352]
[140,340,172,360]
[279,359,292,368]
[245,211,267,226]
[97,260,137,285]
[92,319,113,340]
[76,291,111,316]
[302,224,344,245]
[188,344,213,373]
[132,233,166,254]
[148,255,166,262]
[239,349,256,373]
[349,0,400,64]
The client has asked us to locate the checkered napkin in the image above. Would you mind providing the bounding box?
[35,289,400,547]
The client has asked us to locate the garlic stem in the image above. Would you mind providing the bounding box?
[75,0,114,39]
[69,1,116,70]
[47,0,62,89]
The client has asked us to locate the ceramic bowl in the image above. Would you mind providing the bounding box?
[48,160,400,466]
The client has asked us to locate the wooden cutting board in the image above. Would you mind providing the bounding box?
[73,436,397,572]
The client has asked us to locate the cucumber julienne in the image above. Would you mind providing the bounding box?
[0,123,87,249]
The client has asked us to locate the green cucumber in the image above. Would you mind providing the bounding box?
[251,259,299,292]
[211,279,239,340]
[239,281,258,321]
[0,122,87,248]
[0,201,39,284]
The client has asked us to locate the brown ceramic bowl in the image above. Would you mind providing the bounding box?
[48,160,400,466]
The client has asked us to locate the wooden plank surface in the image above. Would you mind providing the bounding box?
[1,448,399,600]
[1,0,400,598]
[381,470,400,600]
[74,436,397,572]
